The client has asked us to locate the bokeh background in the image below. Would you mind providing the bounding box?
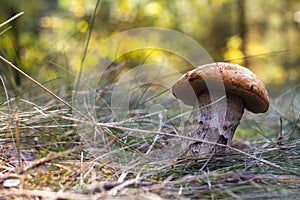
[0,0,299,97]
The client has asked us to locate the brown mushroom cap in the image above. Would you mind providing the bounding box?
[172,62,269,113]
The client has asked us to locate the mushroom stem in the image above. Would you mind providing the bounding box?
[184,90,245,156]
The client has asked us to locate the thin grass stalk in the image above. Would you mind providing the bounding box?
[0,12,23,28]
[15,108,22,169]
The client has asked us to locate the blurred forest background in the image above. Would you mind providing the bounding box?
[0,0,300,98]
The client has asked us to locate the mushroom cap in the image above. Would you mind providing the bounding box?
[172,62,269,113]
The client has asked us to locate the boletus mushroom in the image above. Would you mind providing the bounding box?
[172,62,269,156]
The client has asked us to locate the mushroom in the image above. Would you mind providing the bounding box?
[172,62,269,156]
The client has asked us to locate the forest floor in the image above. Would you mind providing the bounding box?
[0,86,299,200]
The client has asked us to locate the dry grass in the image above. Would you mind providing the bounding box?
[0,84,299,199]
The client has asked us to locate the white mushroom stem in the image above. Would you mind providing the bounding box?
[184,90,245,156]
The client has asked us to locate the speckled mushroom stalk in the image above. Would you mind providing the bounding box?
[172,62,269,157]
[184,91,245,156]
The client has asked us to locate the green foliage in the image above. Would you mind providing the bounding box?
[0,0,299,92]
